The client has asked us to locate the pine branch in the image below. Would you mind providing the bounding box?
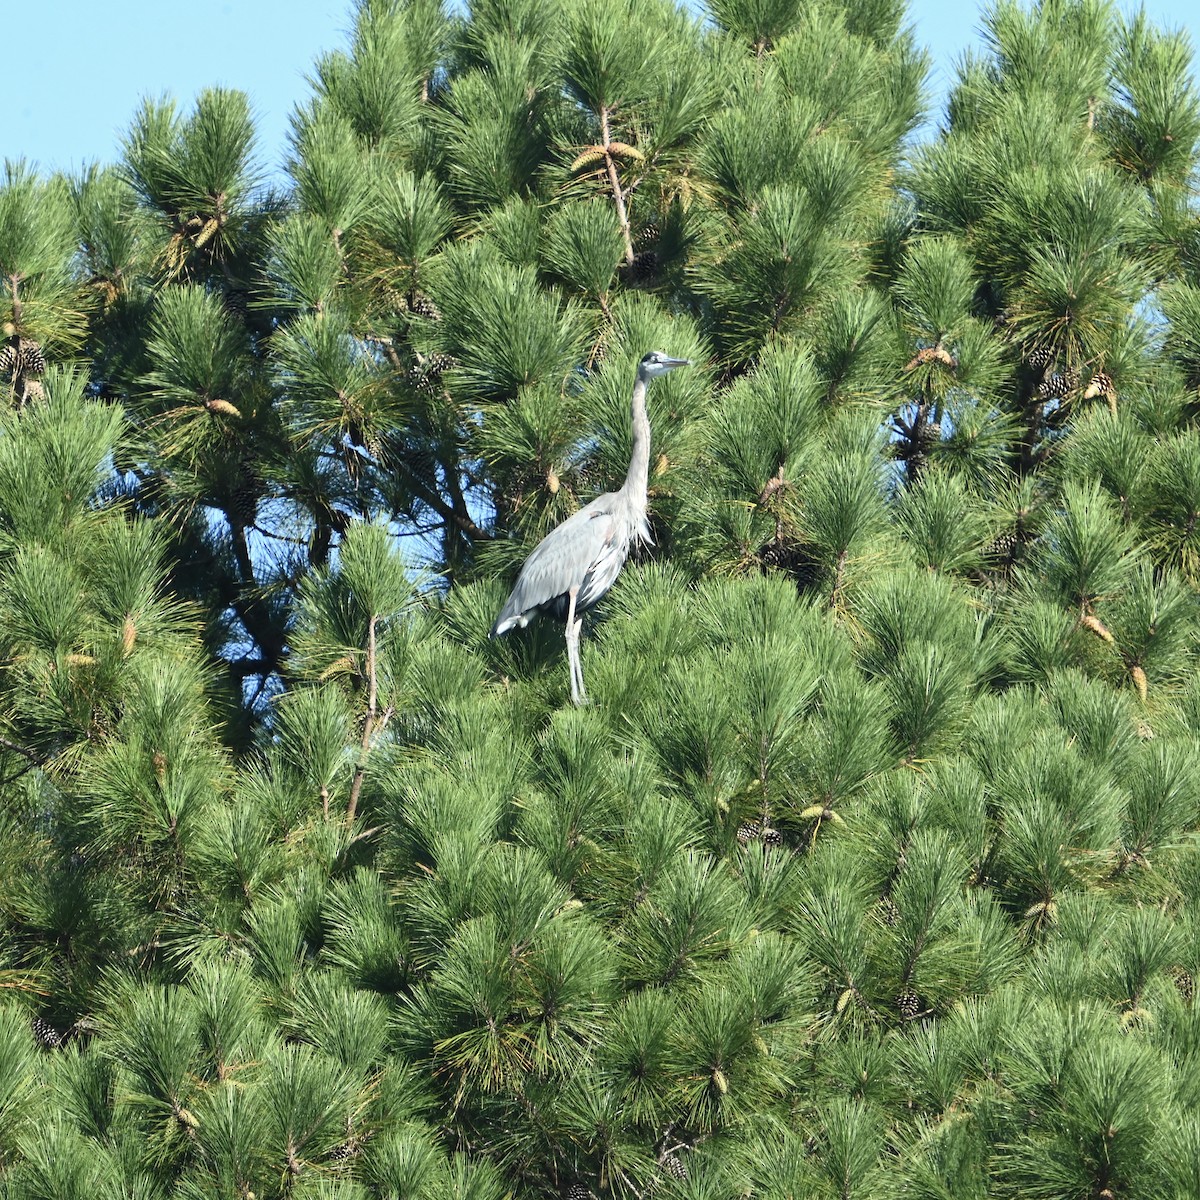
[0,734,44,765]
[600,106,635,267]
[5,269,23,326]
[227,657,273,679]
[397,459,492,542]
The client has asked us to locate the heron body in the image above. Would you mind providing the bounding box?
[491,350,690,704]
[490,493,649,633]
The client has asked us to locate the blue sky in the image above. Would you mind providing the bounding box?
[3,0,1197,176]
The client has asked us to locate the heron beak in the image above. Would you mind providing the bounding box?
[665,357,691,369]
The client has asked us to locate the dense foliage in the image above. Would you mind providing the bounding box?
[3,0,1200,1196]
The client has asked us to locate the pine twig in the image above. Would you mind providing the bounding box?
[756,466,787,508]
[346,616,394,826]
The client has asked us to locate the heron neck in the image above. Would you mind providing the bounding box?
[621,372,651,507]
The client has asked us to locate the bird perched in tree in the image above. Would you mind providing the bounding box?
[491,350,691,704]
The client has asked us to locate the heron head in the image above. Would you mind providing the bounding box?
[638,350,691,380]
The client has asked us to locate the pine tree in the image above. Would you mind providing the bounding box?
[2,1,1200,1198]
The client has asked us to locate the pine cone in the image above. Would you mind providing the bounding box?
[408,291,441,320]
[760,826,783,848]
[1025,345,1054,370]
[630,249,659,282]
[896,989,921,1020]
[567,1185,593,1200]
[229,477,259,528]
[661,1154,688,1181]
[636,221,660,248]
[1080,613,1115,644]
[224,288,250,319]
[412,351,455,394]
[31,1016,65,1048]
[877,896,900,926]
[1083,371,1114,400]
[1036,369,1079,400]
[22,339,45,374]
[904,344,957,371]
[6,337,45,375]
[985,529,1019,559]
[737,820,761,844]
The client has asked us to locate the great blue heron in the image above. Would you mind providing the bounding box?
[491,350,691,704]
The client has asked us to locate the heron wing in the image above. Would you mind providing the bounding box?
[577,522,632,610]
[492,497,624,635]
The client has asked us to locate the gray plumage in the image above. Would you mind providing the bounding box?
[491,350,690,704]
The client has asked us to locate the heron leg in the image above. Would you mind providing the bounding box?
[565,588,587,706]
[571,616,586,704]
